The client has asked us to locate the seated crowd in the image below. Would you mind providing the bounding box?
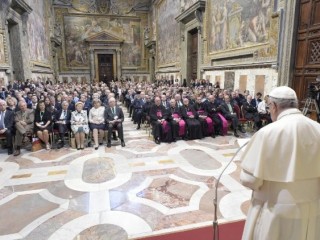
[126,82,272,145]
[0,78,272,155]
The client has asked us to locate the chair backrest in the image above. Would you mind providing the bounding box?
[234,104,241,119]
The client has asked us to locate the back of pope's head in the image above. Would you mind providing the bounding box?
[269,86,298,109]
[269,86,298,101]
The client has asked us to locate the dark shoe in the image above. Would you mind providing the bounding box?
[94,145,99,150]
[13,149,20,156]
[77,148,80,150]
[107,141,111,148]
[57,142,64,149]
[136,125,140,130]
[234,131,240,138]
[212,134,216,138]
[8,149,13,155]
[155,138,160,144]
[239,126,246,133]
[121,141,125,147]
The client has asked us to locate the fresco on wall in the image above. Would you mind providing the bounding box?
[208,0,272,53]
[157,0,180,67]
[64,16,141,67]
[26,0,51,65]
[70,0,148,15]
[0,33,5,64]
[181,0,197,11]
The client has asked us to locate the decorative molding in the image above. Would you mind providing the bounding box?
[11,0,33,15]
[175,1,206,24]
[84,31,124,44]
[145,40,156,49]
[201,61,277,71]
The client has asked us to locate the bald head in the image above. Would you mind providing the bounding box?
[109,97,116,107]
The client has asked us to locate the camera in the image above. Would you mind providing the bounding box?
[308,82,320,99]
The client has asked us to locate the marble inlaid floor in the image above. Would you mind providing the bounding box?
[0,108,253,240]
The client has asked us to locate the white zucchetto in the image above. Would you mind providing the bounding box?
[269,86,297,100]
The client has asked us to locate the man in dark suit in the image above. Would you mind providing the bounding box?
[54,101,71,149]
[161,94,169,110]
[132,91,145,129]
[104,97,125,147]
[142,94,153,123]
[243,95,262,130]
[0,100,14,154]
[220,95,246,137]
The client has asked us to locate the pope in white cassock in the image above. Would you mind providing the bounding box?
[240,86,320,240]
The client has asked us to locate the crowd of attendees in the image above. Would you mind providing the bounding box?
[0,78,271,156]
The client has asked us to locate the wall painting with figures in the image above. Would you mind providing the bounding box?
[26,0,51,66]
[207,0,272,54]
[63,15,142,68]
[156,0,180,67]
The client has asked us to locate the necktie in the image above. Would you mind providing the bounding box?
[0,112,4,129]
[62,110,66,119]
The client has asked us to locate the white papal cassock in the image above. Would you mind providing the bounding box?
[240,108,320,240]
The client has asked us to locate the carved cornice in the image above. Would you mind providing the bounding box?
[11,0,32,15]
[84,31,124,44]
[175,1,206,24]
[51,37,62,47]
[145,40,156,49]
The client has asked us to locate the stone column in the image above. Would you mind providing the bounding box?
[277,0,299,86]
[88,48,94,83]
[197,25,202,79]
[116,49,121,79]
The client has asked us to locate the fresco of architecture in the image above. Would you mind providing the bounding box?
[26,0,51,65]
[157,0,180,66]
[70,0,138,15]
[63,16,142,67]
[208,0,272,53]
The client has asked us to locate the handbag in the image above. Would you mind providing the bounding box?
[32,138,43,152]
[70,136,76,149]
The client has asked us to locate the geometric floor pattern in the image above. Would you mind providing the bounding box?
[0,109,252,240]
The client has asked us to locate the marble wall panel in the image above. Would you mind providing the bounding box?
[239,75,248,92]
[255,75,265,95]
[224,72,235,91]
[203,68,277,96]
[156,0,180,67]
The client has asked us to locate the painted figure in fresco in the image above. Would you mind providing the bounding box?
[82,19,102,40]
[211,2,228,51]
[246,0,271,42]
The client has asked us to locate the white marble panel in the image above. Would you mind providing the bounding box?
[48,211,152,240]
